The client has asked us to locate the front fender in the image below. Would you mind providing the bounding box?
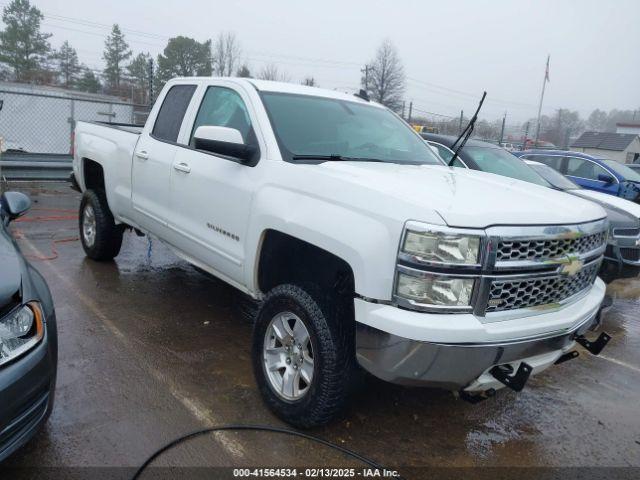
[244,185,413,300]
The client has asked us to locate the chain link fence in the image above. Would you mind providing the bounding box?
[0,87,150,155]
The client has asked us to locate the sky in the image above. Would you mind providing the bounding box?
[18,0,640,124]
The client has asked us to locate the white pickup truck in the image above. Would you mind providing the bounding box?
[72,78,611,427]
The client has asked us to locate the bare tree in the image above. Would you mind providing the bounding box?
[212,32,241,76]
[365,39,405,111]
[301,76,316,87]
[258,63,290,82]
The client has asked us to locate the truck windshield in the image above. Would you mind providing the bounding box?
[602,159,640,182]
[260,92,443,165]
[528,163,581,190]
[464,147,550,187]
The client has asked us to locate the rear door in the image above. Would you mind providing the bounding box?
[564,156,619,195]
[131,84,197,232]
[165,83,263,285]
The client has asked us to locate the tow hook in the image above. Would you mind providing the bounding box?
[555,350,580,365]
[489,362,532,392]
[458,388,496,404]
[576,332,611,355]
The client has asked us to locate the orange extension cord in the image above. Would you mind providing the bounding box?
[12,207,79,261]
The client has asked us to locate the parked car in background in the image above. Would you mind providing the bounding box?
[421,133,550,187]
[525,160,640,282]
[72,78,610,426]
[0,191,57,462]
[422,134,640,282]
[500,142,517,151]
[514,150,640,204]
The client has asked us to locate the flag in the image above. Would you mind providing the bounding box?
[545,55,550,83]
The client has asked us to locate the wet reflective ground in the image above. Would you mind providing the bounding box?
[2,182,640,477]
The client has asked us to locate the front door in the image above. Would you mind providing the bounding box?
[564,156,619,195]
[167,85,261,285]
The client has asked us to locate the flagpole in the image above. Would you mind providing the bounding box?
[534,55,549,148]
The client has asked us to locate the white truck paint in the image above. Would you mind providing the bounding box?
[73,78,610,425]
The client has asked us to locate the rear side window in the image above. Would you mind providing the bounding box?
[525,154,563,170]
[152,85,197,142]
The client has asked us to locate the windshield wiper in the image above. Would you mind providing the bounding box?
[291,154,387,163]
[448,92,487,167]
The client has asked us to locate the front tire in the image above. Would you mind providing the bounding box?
[252,284,354,428]
[79,190,124,261]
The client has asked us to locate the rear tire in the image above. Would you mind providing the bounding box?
[252,284,354,428]
[79,190,124,261]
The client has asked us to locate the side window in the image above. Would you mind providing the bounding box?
[565,157,609,181]
[189,86,257,147]
[152,85,197,142]
[527,154,562,170]
[429,143,455,164]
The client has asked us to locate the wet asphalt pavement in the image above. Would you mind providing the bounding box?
[1,181,640,478]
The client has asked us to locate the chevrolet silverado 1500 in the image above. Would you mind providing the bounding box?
[72,78,610,427]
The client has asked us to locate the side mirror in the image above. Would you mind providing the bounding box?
[1,191,31,222]
[193,126,258,164]
[597,173,615,184]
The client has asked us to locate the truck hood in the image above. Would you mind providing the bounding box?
[572,189,640,219]
[315,162,606,228]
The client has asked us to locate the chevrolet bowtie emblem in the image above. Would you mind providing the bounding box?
[559,256,584,277]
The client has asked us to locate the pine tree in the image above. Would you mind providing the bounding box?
[127,52,151,103]
[76,68,101,93]
[0,0,51,82]
[103,24,131,90]
[53,40,81,88]
[236,64,251,78]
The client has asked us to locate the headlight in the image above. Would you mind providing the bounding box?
[0,302,44,367]
[396,271,475,308]
[402,229,481,265]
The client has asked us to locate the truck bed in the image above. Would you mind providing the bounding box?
[73,121,142,219]
[93,122,144,135]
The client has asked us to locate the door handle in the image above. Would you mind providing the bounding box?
[173,162,191,173]
[135,150,149,160]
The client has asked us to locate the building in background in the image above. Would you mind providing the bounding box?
[0,81,144,154]
[571,131,640,164]
[616,123,640,135]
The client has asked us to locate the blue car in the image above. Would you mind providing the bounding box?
[514,150,640,203]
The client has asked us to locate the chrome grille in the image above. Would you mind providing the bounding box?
[613,228,640,237]
[620,248,640,262]
[496,231,606,262]
[485,261,600,313]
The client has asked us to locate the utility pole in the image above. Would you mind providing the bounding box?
[534,55,550,148]
[148,58,155,104]
[361,65,370,92]
[499,112,506,144]
[522,121,530,150]
[408,102,413,123]
[459,110,464,134]
[401,101,406,119]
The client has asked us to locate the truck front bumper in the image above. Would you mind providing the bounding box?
[355,279,606,392]
[602,240,640,282]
